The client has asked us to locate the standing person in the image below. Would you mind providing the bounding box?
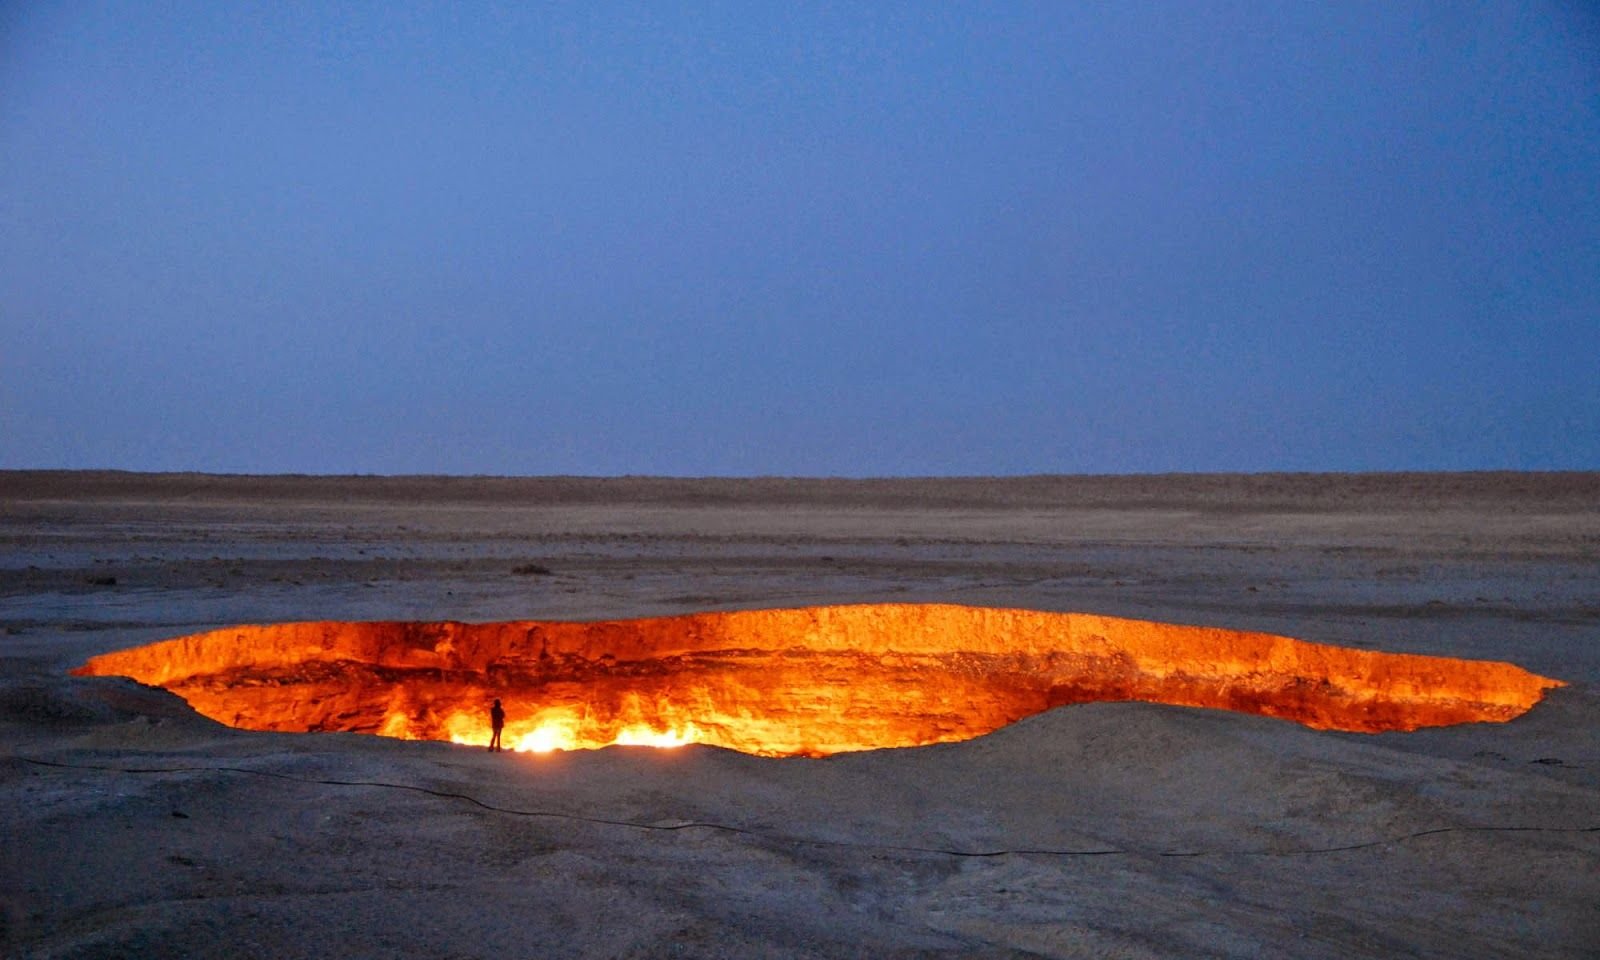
[489,699,506,752]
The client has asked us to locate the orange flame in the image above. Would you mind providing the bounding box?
[71,604,1563,756]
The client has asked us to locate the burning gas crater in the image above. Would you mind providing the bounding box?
[73,604,1561,757]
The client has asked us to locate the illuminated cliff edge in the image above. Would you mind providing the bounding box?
[72,604,1563,757]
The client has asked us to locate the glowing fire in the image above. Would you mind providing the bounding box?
[71,604,1563,757]
[436,709,699,753]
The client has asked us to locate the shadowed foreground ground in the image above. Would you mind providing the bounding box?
[2,471,1598,958]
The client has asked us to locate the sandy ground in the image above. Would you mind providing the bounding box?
[1,471,1597,959]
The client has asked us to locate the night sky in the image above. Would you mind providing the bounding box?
[4,3,1597,476]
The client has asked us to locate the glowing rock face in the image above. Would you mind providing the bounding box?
[72,604,1563,757]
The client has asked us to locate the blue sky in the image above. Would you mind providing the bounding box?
[3,2,1597,476]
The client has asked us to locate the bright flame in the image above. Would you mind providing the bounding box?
[71,604,1567,757]
[512,722,576,753]
[439,708,700,753]
[613,722,699,749]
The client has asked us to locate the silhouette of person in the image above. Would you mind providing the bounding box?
[489,699,506,752]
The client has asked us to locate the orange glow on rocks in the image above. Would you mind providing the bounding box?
[72,604,1563,757]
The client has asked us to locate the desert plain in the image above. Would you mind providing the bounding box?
[2,470,1597,959]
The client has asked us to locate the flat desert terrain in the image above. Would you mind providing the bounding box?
[2,471,1598,958]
